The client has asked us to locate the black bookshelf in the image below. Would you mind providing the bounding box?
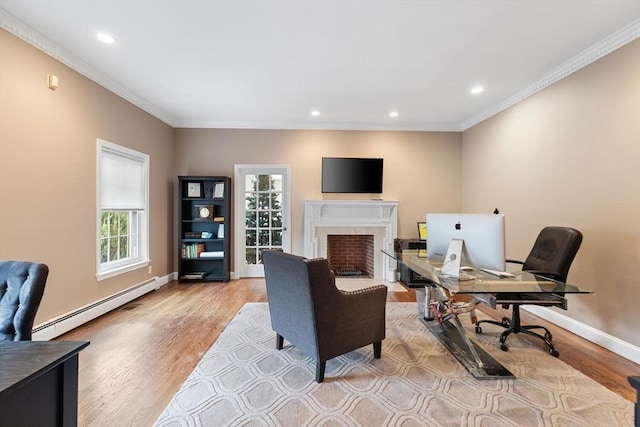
[178,176,231,282]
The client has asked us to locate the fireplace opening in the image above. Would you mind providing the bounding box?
[326,234,374,278]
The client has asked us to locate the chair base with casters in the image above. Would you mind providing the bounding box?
[474,292,566,357]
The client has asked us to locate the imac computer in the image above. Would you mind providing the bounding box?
[426,213,506,272]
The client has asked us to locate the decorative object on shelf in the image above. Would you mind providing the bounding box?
[187,182,202,198]
[217,223,224,239]
[195,204,214,221]
[214,182,224,198]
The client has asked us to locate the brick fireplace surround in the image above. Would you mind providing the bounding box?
[303,200,399,281]
[327,234,375,277]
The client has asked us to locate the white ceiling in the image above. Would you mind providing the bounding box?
[1,1,639,131]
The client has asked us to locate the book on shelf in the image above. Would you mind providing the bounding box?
[214,216,224,222]
[217,223,224,239]
[200,251,224,258]
[182,242,206,258]
[181,271,208,279]
[184,231,214,239]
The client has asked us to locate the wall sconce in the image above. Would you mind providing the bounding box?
[47,74,58,90]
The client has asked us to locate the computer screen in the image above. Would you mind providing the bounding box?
[426,213,505,271]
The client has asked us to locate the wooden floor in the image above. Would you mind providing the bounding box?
[57,278,638,426]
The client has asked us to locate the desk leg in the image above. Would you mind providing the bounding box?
[61,355,80,427]
[419,316,515,380]
[449,313,484,369]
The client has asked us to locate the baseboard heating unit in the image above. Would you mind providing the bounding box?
[32,276,161,341]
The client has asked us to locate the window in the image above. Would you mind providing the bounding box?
[97,139,149,280]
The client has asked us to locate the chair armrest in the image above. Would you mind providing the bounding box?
[339,284,388,305]
[335,284,388,320]
[339,284,388,299]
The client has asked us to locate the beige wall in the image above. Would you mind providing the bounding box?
[175,129,462,263]
[462,40,640,346]
[4,22,637,352]
[0,30,176,324]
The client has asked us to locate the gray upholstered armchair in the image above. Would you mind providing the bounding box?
[262,251,387,382]
[0,260,48,341]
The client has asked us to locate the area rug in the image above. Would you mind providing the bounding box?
[154,303,633,427]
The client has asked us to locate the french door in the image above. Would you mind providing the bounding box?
[234,165,291,277]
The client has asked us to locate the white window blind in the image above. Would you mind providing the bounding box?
[96,139,149,280]
[99,144,146,210]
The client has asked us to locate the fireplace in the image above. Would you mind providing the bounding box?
[303,200,399,281]
[327,234,375,277]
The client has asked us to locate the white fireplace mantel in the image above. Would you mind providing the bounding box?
[303,200,399,280]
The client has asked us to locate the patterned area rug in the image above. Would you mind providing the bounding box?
[154,303,633,427]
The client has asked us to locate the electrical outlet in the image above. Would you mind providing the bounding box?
[148,265,152,274]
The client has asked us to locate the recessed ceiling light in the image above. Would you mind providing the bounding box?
[471,86,484,94]
[311,110,320,116]
[389,111,399,118]
[97,33,115,44]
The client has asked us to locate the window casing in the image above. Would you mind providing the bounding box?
[97,139,149,280]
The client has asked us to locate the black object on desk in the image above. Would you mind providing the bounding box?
[395,239,427,284]
[0,340,90,427]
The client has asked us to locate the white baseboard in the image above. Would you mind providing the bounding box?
[523,305,640,364]
[32,273,171,341]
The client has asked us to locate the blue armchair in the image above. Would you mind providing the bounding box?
[0,260,48,341]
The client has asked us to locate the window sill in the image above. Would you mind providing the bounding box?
[97,260,150,281]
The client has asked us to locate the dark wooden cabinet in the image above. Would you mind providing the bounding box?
[0,341,89,427]
[178,176,231,282]
[395,238,428,285]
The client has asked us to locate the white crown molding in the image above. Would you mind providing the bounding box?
[2,7,638,133]
[174,119,461,132]
[0,9,178,127]
[460,18,640,131]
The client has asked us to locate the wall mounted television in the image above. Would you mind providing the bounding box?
[321,157,383,194]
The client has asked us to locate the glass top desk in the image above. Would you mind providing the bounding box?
[382,249,593,379]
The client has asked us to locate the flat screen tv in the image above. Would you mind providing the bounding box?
[321,157,383,194]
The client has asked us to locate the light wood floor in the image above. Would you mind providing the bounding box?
[57,279,638,426]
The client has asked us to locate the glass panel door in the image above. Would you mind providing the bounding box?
[234,165,290,277]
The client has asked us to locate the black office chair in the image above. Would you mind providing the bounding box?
[474,227,583,357]
[0,260,49,341]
